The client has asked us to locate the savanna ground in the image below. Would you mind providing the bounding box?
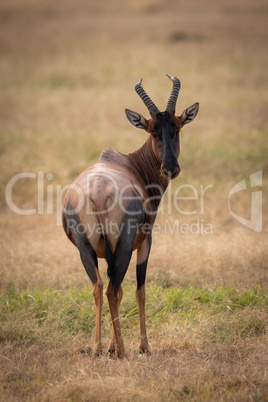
[0,0,268,400]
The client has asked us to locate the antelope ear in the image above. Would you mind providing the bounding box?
[180,102,199,126]
[125,109,149,130]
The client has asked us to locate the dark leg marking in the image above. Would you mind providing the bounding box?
[136,235,152,355]
[64,204,98,284]
[136,234,152,290]
[104,195,145,357]
[105,194,145,294]
[63,204,103,355]
[136,260,148,290]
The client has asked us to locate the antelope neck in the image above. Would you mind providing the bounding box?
[128,136,169,212]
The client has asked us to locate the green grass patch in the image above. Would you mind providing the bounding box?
[1,283,267,348]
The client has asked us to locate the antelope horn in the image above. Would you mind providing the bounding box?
[166,74,181,113]
[135,79,160,117]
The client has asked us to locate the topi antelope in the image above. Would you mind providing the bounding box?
[62,74,199,357]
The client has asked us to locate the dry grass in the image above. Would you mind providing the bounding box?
[0,0,268,400]
[1,284,267,401]
[1,339,267,401]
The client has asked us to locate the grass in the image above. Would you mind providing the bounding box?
[1,283,266,347]
[0,0,268,400]
[1,283,267,401]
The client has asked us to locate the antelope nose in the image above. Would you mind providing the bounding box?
[162,164,181,179]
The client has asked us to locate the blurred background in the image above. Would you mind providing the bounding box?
[0,0,267,289]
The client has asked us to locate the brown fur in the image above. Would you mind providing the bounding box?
[62,86,199,357]
[63,136,169,258]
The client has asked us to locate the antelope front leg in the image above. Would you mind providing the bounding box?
[107,284,123,355]
[106,282,125,358]
[92,269,103,356]
[136,238,151,354]
[136,284,150,354]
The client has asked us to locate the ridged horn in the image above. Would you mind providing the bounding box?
[135,79,160,117]
[166,74,181,113]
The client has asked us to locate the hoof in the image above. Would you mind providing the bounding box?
[107,351,117,360]
[138,348,151,356]
[107,348,117,359]
[107,348,126,359]
[138,340,151,356]
[108,347,115,355]
[94,352,106,358]
[78,347,92,356]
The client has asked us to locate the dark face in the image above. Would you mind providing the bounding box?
[149,112,181,179]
